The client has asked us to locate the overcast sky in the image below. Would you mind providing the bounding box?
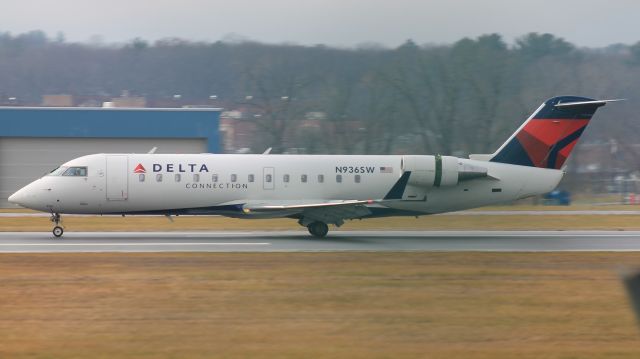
[2,0,639,48]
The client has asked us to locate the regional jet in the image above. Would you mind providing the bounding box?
[9,96,616,238]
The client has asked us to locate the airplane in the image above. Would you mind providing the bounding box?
[8,96,617,238]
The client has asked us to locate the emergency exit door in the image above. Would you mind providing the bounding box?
[263,167,275,190]
[106,155,128,200]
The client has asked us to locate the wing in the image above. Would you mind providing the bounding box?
[239,199,377,227]
[221,171,430,226]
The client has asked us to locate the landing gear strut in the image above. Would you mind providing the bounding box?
[307,221,329,238]
[50,213,64,238]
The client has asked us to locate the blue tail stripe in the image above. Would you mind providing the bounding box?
[490,139,535,167]
[546,126,586,169]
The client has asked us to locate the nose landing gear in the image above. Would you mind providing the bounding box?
[50,213,64,238]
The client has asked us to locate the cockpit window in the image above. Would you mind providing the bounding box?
[48,166,68,176]
[62,167,88,177]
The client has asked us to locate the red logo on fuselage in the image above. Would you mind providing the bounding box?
[134,164,146,173]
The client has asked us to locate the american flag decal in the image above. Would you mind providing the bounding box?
[380,166,393,173]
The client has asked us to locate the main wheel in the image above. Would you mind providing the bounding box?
[307,222,329,238]
[53,226,64,238]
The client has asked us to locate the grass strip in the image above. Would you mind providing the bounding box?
[1,252,640,358]
[1,214,640,232]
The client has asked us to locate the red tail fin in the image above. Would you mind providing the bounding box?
[490,96,613,169]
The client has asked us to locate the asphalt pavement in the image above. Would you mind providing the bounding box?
[1,230,640,252]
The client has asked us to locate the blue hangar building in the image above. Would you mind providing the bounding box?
[0,107,221,207]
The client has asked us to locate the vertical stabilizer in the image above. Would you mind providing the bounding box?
[489,96,612,169]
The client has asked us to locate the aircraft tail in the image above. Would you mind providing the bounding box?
[487,96,615,169]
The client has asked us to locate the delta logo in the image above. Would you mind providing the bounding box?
[134,164,146,173]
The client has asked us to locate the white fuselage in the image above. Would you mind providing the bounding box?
[9,153,563,218]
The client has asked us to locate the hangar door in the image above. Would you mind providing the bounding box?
[0,137,206,207]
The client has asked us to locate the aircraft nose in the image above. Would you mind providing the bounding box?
[8,188,27,206]
[8,184,43,209]
[8,181,54,211]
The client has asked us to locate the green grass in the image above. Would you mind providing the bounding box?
[1,252,640,358]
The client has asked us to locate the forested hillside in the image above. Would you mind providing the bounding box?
[0,31,637,162]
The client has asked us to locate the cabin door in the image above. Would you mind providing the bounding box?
[106,155,128,200]
[263,167,275,190]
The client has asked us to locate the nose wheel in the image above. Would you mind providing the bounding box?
[53,226,64,238]
[50,213,64,238]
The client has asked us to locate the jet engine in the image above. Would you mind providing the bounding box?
[401,155,488,187]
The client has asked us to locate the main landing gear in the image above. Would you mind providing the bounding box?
[50,213,64,238]
[307,221,329,238]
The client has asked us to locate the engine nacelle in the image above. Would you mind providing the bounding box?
[401,155,487,187]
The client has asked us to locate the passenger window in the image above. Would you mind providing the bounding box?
[139,174,145,182]
[175,174,181,182]
[301,174,307,183]
[318,174,324,183]
[231,174,237,182]
[336,174,342,183]
[283,174,290,183]
[266,174,272,182]
[355,174,361,183]
[193,174,200,182]
[248,174,255,182]
[62,166,87,177]
[156,174,163,182]
[212,174,218,182]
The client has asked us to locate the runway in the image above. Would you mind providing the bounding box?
[2,210,640,217]
[2,230,640,252]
